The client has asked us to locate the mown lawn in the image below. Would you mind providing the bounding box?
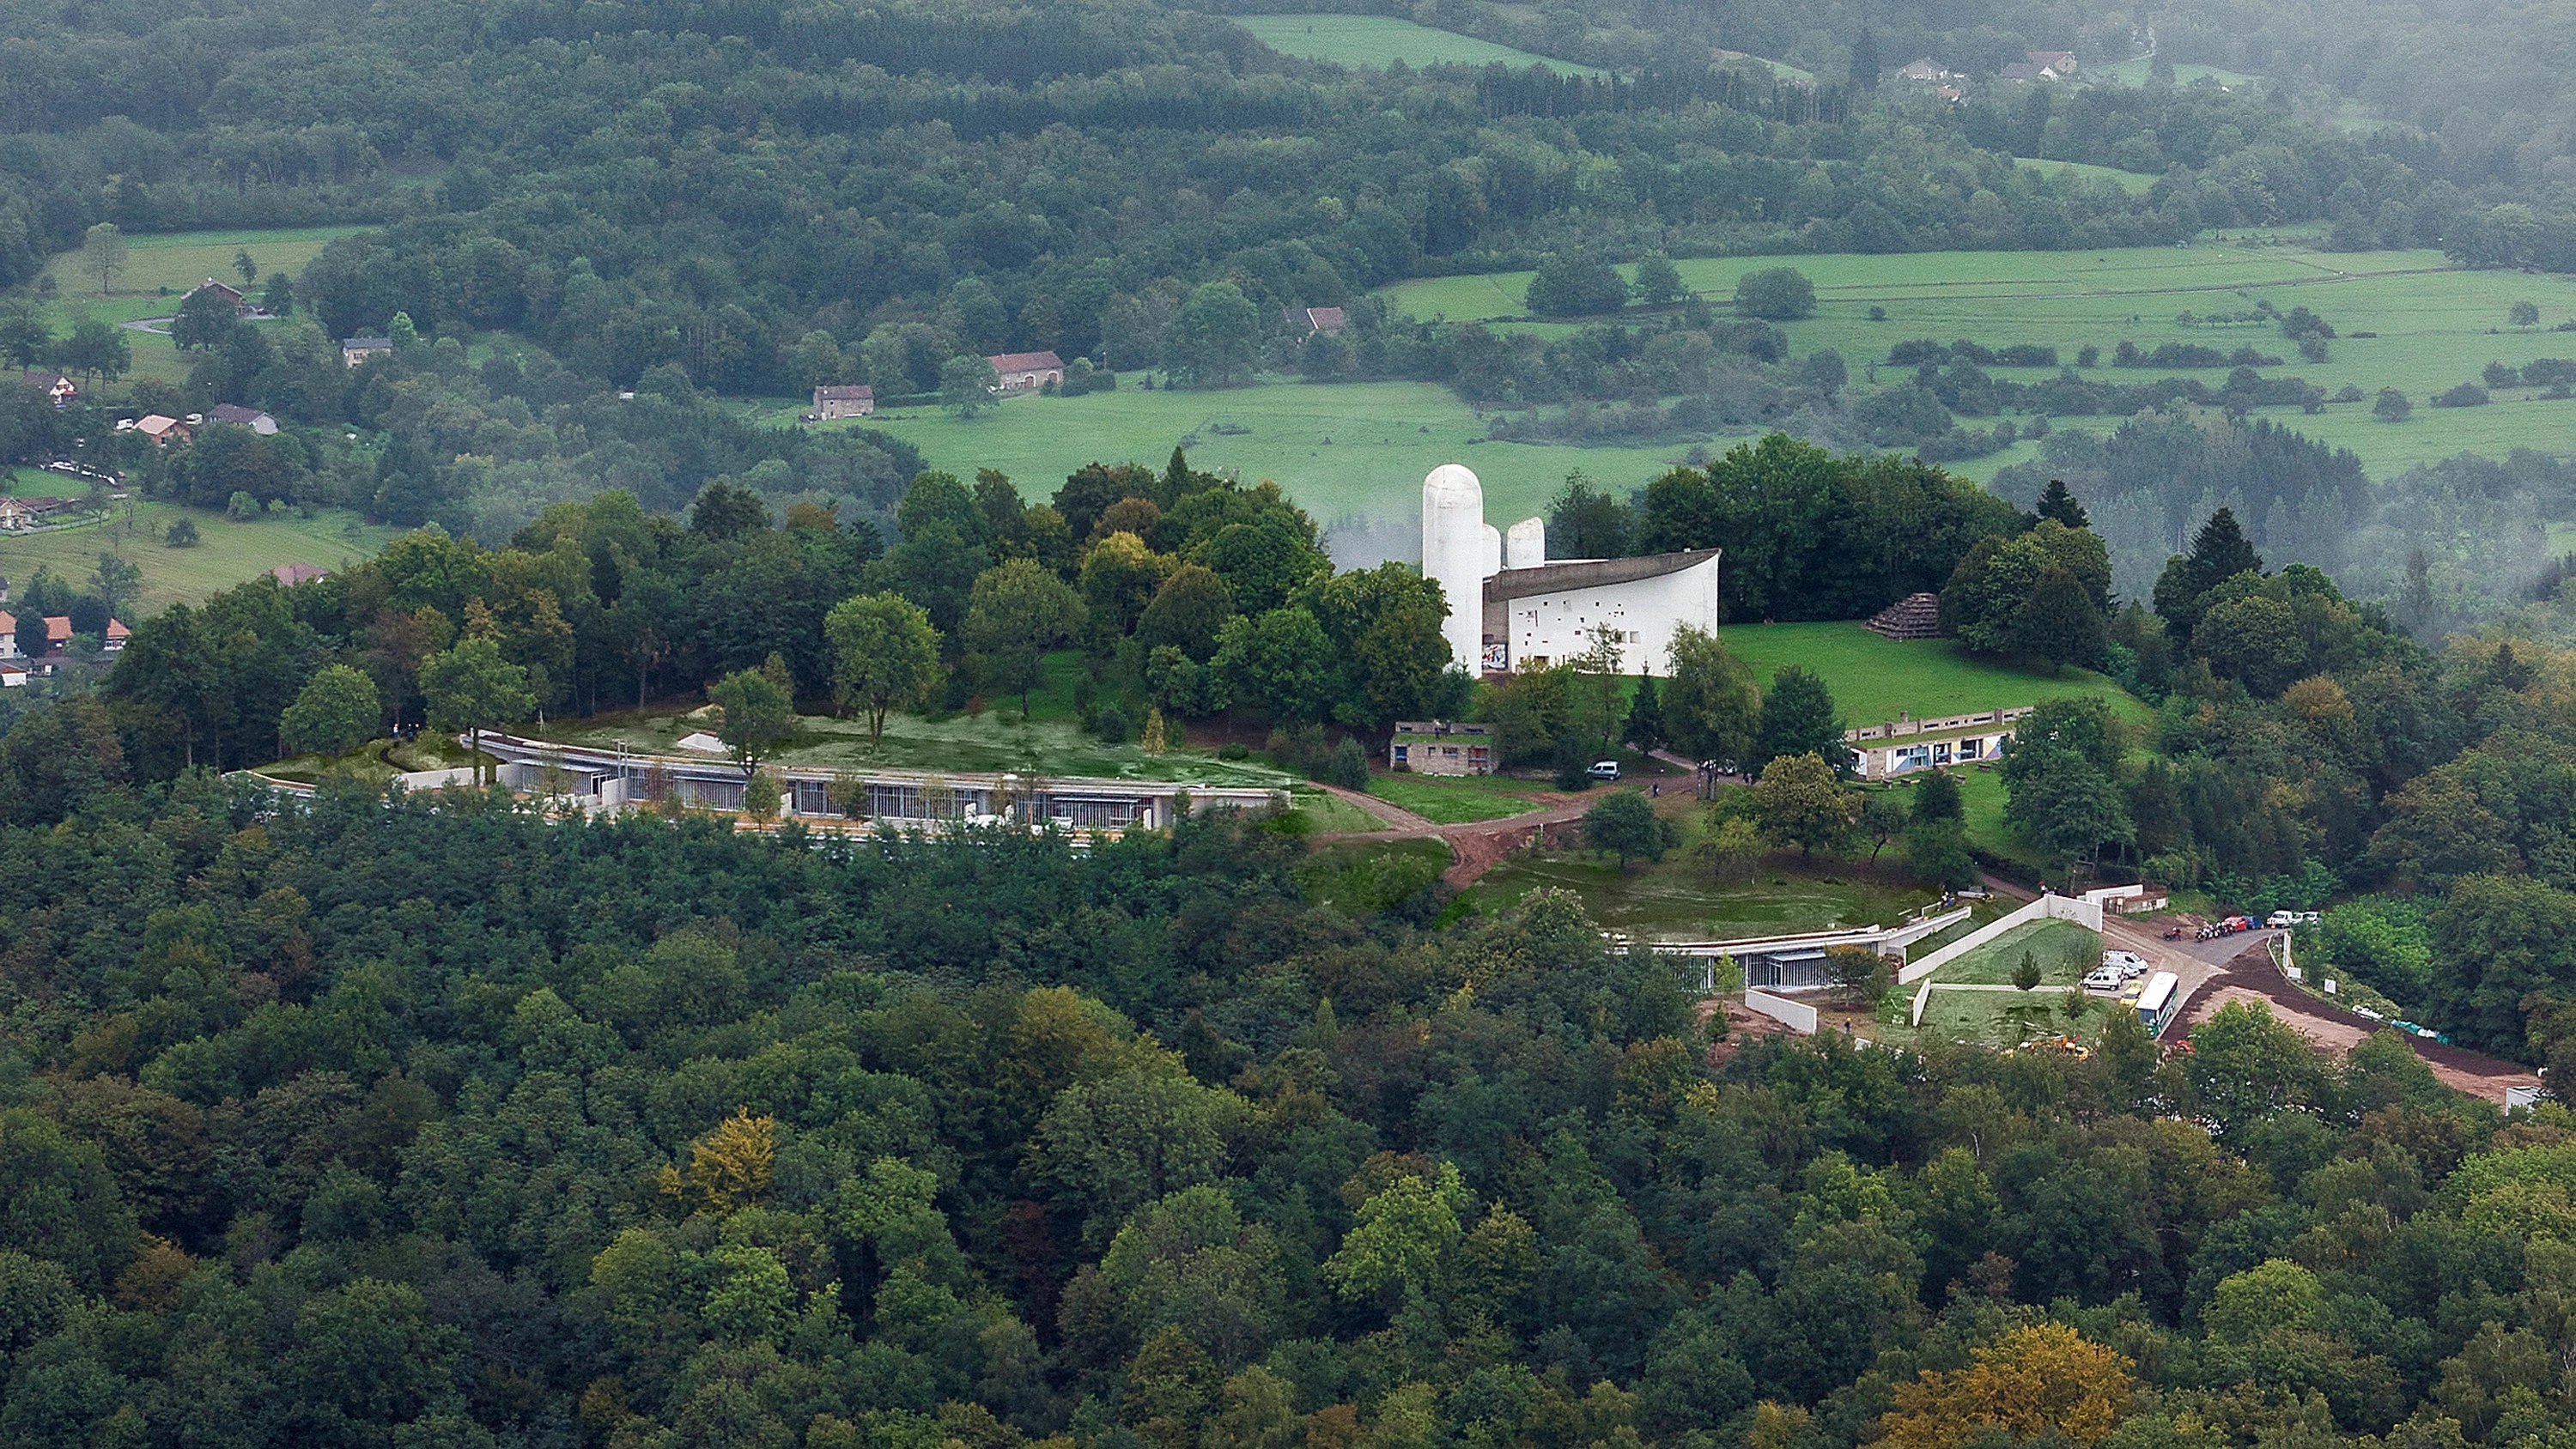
[1232,15,1598,75]
[1930,916,2101,985]
[1716,621,2143,730]
[1369,769,1555,822]
[0,496,397,613]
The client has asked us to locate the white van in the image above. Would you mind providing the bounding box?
[2082,965,2124,991]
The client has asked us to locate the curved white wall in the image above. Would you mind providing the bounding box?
[1505,517,1546,570]
[1421,464,1485,674]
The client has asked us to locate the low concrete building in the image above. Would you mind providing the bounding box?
[1844,706,2032,779]
[1389,720,1494,776]
[473,733,1278,834]
[811,384,874,419]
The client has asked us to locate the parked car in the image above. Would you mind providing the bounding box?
[2266,910,2300,929]
[2298,910,2322,925]
[2104,950,2148,979]
[1587,760,1620,780]
[2082,966,2125,991]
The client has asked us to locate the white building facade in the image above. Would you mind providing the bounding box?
[1419,464,1723,676]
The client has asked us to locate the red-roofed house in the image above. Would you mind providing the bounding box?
[186,278,255,315]
[104,618,127,652]
[986,351,1064,395]
[270,564,332,586]
[0,610,18,658]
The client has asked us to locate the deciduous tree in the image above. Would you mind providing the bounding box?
[823,591,943,741]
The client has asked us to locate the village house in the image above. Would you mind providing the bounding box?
[1388,721,1494,776]
[19,370,75,406]
[133,415,190,446]
[1897,58,1954,82]
[0,610,17,658]
[340,336,392,367]
[1281,306,1347,335]
[2026,50,2077,74]
[986,350,1064,394]
[186,278,258,316]
[810,384,874,420]
[34,615,131,658]
[209,403,278,434]
[270,564,332,586]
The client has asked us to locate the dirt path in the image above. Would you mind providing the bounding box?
[2178,949,2542,1105]
[1309,780,1435,832]
[1315,784,1606,888]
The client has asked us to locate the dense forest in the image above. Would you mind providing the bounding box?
[0,678,2570,1449]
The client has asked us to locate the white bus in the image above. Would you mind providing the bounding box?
[2136,971,2181,1037]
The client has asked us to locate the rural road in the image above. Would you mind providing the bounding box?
[1314,779,1613,887]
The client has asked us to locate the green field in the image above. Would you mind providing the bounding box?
[1929,916,2100,985]
[0,494,397,613]
[36,225,370,385]
[814,381,1698,534]
[1233,15,1599,76]
[1716,621,2142,728]
[1380,241,2576,479]
[2012,158,2159,196]
[1467,844,1946,941]
[1369,768,1555,822]
[1293,837,1454,914]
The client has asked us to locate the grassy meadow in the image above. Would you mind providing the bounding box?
[0,489,396,612]
[1929,916,2102,985]
[1382,240,2576,478]
[1716,621,2142,727]
[808,381,1698,539]
[35,224,367,385]
[1232,15,1599,76]
[1464,840,1949,941]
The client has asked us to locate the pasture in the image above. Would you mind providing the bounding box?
[1715,621,2142,728]
[1380,240,2576,479]
[0,493,396,612]
[35,224,368,385]
[2092,58,2263,88]
[1232,15,1599,76]
[1465,841,1947,942]
[808,380,1696,543]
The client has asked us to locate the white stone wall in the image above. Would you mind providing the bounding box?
[1500,555,1722,671]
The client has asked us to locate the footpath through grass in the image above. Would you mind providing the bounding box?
[1233,15,1599,75]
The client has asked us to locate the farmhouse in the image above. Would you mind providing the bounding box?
[987,350,1064,394]
[811,384,874,419]
[1388,720,1494,776]
[19,370,74,406]
[1897,58,1953,81]
[1844,706,2033,779]
[340,336,392,367]
[186,279,255,315]
[209,403,278,434]
[2026,50,2077,74]
[1421,464,1722,676]
[1282,306,1347,335]
[270,564,332,586]
[133,415,190,446]
[0,611,17,658]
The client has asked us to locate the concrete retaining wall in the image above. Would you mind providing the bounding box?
[1745,989,1819,1033]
